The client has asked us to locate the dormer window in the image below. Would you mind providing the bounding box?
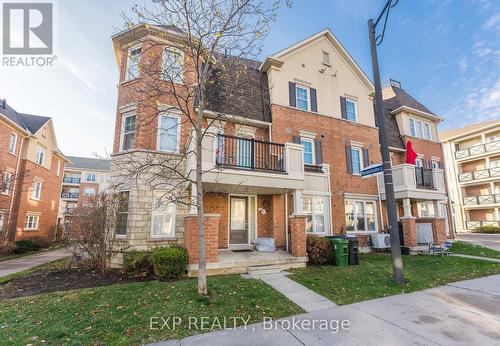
[125,46,141,81]
[163,48,183,83]
[409,118,432,140]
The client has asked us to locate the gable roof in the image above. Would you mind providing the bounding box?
[262,29,374,93]
[383,85,436,117]
[66,156,111,171]
[0,99,51,134]
[440,119,500,141]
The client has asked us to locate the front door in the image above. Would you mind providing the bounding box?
[230,197,248,244]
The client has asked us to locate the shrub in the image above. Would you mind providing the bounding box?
[472,225,500,234]
[123,250,152,276]
[151,246,189,279]
[306,235,333,265]
[14,240,42,253]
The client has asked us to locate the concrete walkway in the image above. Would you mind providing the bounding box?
[0,248,70,278]
[456,233,500,251]
[451,253,500,263]
[254,273,337,312]
[155,274,500,345]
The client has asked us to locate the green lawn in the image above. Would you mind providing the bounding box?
[451,241,500,260]
[290,253,500,305]
[0,275,302,345]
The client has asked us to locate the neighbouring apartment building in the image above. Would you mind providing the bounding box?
[440,120,500,232]
[0,99,68,243]
[109,26,452,274]
[59,156,111,229]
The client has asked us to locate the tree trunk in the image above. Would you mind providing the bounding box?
[196,103,207,295]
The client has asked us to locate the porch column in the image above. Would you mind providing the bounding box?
[190,184,197,214]
[289,215,307,257]
[293,190,304,215]
[184,214,220,264]
[431,218,447,244]
[434,201,442,217]
[400,217,417,247]
[402,198,412,218]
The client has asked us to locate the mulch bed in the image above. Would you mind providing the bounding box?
[0,267,157,301]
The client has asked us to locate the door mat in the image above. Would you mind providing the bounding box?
[232,249,253,253]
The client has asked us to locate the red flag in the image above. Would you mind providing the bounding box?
[406,140,417,164]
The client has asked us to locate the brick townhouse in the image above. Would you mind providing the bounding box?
[0,99,68,244]
[109,26,451,274]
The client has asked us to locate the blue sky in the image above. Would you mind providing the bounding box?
[0,0,498,157]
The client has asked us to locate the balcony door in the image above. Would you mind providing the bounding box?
[230,197,248,245]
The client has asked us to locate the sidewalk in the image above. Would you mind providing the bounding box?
[0,248,70,278]
[154,274,500,345]
[456,233,500,251]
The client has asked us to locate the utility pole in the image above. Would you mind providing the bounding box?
[368,0,404,284]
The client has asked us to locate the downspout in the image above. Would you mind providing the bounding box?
[285,191,289,252]
[8,136,25,236]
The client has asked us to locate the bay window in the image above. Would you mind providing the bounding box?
[417,201,435,217]
[151,197,176,238]
[345,199,377,232]
[303,195,330,234]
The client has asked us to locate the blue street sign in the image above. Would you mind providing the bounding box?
[361,164,383,178]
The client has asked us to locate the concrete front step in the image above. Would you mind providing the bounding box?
[247,265,282,276]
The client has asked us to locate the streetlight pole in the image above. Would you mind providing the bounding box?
[368,0,404,284]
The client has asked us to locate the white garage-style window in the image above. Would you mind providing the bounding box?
[151,197,176,238]
[24,215,40,230]
[157,114,180,153]
[345,199,377,233]
[303,195,331,234]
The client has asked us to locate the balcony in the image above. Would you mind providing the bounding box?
[464,194,500,207]
[61,192,79,199]
[63,177,81,184]
[455,139,500,160]
[377,164,446,200]
[466,220,500,229]
[186,132,330,194]
[458,167,500,183]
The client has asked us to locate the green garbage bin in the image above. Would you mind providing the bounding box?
[332,238,349,266]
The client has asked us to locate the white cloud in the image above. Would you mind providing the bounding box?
[482,12,500,31]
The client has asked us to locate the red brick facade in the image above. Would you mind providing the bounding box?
[289,215,307,257]
[184,214,220,264]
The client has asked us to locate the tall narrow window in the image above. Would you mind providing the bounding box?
[121,114,136,151]
[296,85,309,111]
[151,198,176,238]
[158,114,180,153]
[303,195,330,234]
[125,46,141,80]
[8,133,17,154]
[423,123,431,140]
[322,51,330,65]
[163,49,183,83]
[0,213,4,232]
[345,98,357,122]
[1,171,12,195]
[115,191,130,236]
[300,139,314,165]
[409,119,416,137]
[32,180,42,200]
[416,121,423,138]
[36,147,45,165]
[351,147,362,174]
[56,160,61,176]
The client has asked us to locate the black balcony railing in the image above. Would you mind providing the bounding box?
[415,167,434,189]
[61,192,79,199]
[215,134,285,173]
[304,164,323,173]
[63,177,81,184]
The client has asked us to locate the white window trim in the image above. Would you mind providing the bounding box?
[86,173,96,182]
[115,191,130,238]
[295,84,310,111]
[120,113,136,152]
[56,160,61,176]
[345,98,358,122]
[409,117,432,140]
[162,48,184,83]
[125,45,141,81]
[303,195,331,235]
[24,215,40,230]
[157,113,181,153]
[0,212,5,232]
[300,138,315,165]
[31,180,42,201]
[8,133,17,154]
[345,199,378,234]
[84,188,96,196]
[1,171,13,195]
[351,146,364,175]
[36,147,45,166]
[150,198,177,239]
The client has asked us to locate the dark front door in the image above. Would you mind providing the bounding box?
[230,197,248,244]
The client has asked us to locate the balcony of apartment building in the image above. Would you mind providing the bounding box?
[186,132,330,195]
[62,172,82,186]
[458,157,500,185]
[466,220,500,230]
[61,187,79,201]
[463,183,500,210]
[454,134,500,162]
[377,164,446,200]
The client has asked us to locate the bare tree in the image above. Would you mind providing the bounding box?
[114,0,287,295]
[67,192,126,274]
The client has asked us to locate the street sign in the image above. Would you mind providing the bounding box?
[361,164,383,178]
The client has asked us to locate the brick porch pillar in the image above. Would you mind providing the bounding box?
[431,218,447,244]
[289,215,307,257]
[184,214,220,264]
[401,217,417,247]
[272,194,285,248]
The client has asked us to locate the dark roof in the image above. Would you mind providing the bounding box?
[66,156,111,171]
[383,86,435,116]
[0,100,50,134]
[201,53,271,123]
[383,108,405,150]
